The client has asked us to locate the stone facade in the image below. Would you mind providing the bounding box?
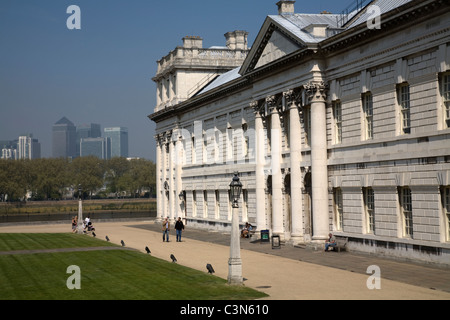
[150,0,450,264]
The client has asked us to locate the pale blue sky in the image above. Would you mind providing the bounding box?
[0,0,349,161]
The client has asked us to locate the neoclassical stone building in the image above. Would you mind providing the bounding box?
[150,0,450,264]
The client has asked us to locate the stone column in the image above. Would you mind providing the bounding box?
[168,130,175,221]
[155,134,163,221]
[285,89,304,243]
[162,132,168,219]
[161,77,167,104]
[175,130,183,219]
[169,74,174,102]
[267,95,283,237]
[156,82,161,110]
[305,81,329,242]
[251,101,267,231]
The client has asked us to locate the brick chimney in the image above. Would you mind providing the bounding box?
[276,0,295,15]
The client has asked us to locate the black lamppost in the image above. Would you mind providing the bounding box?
[228,172,243,285]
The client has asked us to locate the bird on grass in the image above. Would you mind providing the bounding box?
[170,254,177,263]
[145,246,151,254]
[121,240,125,247]
[206,264,215,274]
[105,235,110,242]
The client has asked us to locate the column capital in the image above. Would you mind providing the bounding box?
[164,130,173,144]
[155,133,164,146]
[250,100,263,116]
[251,100,267,127]
[283,88,302,109]
[304,81,329,102]
[266,94,283,115]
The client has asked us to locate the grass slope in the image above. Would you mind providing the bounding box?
[0,234,267,300]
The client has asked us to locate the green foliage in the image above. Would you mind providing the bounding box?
[0,157,156,202]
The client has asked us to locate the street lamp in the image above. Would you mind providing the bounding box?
[228,172,243,285]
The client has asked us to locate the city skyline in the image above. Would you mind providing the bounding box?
[0,0,349,161]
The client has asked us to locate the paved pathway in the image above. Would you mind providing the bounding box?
[1,220,449,300]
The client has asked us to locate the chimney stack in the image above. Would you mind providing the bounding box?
[183,36,203,48]
[276,0,295,15]
[225,30,248,50]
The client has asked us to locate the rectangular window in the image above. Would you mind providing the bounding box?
[304,106,311,146]
[334,188,343,231]
[398,83,411,134]
[333,101,342,144]
[242,189,248,223]
[192,190,197,217]
[442,186,450,242]
[363,93,373,140]
[442,73,450,129]
[227,189,232,221]
[191,136,196,164]
[203,190,208,218]
[215,190,220,220]
[363,188,375,234]
[399,187,413,238]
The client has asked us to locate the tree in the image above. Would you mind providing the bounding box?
[27,158,70,200]
[104,157,130,196]
[0,160,28,201]
[70,156,105,199]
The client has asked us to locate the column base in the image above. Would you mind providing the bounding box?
[287,234,305,246]
[228,258,243,285]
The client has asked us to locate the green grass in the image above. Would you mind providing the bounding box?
[0,234,267,300]
[0,233,117,251]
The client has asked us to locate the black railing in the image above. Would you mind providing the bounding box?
[336,0,374,28]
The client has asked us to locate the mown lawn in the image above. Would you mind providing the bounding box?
[0,234,267,300]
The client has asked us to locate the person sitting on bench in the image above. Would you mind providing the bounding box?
[241,222,253,238]
[325,233,337,251]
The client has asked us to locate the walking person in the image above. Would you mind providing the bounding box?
[175,217,185,242]
[162,217,170,242]
[71,216,77,233]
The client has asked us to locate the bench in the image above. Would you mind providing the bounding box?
[334,237,348,252]
[248,226,257,238]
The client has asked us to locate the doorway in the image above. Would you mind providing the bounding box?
[304,172,313,238]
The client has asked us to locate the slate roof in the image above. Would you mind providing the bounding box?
[196,0,416,95]
[269,13,341,43]
[346,0,413,28]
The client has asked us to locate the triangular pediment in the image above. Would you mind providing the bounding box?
[254,29,301,69]
[239,17,306,75]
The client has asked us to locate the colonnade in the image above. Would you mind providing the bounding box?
[251,81,329,242]
[154,81,330,243]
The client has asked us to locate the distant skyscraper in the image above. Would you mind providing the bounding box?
[18,135,41,159]
[80,137,111,159]
[0,140,17,160]
[76,123,101,157]
[104,127,128,158]
[52,117,76,159]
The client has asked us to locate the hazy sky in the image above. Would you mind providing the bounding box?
[0,0,347,161]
